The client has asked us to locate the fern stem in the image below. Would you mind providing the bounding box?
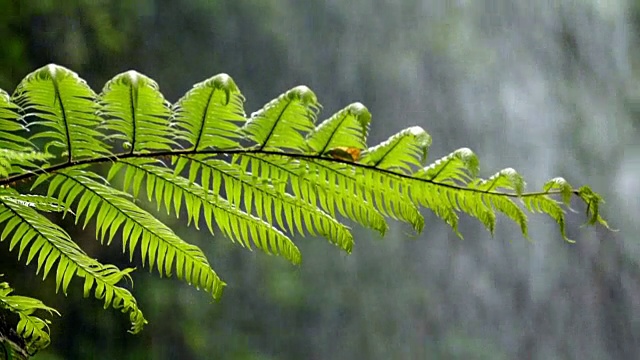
[316,113,349,155]
[257,101,292,151]
[128,84,137,155]
[193,88,216,151]
[2,148,579,201]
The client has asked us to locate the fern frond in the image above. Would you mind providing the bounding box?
[98,70,175,152]
[250,155,423,233]
[0,90,48,177]
[0,190,146,333]
[0,277,58,354]
[360,126,431,174]
[0,64,611,340]
[109,158,302,264]
[0,150,52,178]
[577,185,610,228]
[306,102,370,154]
[0,191,64,213]
[235,153,389,235]
[13,64,111,160]
[443,187,497,233]
[0,89,32,151]
[406,180,462,235]
[522,194,569,241]
[485,194,528,238]
[416,147,479,183]
[173,74,246,150]
[244,86,320,151]
[412,166,538,236]
[178,155,355,252]
[472,168,526,195]
[543,177,573,205]
[354,165,425,231]
[37,168,225,299]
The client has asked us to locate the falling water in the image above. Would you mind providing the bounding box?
[267,0,639,358]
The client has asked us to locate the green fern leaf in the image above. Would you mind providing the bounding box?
[577,185,610,228]
[98,70,175,152]
[12,64,111,160]
[0,89,32,151]
[0,149,52,178]
[236,154,388,235]
[179,155,355,252]
[405,178,495,234]
[0,190,146,333]
[405,180,461,236]
[445,187,496,234]
[360,126,431,174]
[0,64,611,341]
[486,194,528,238]
[0,277,59,354]
[472,168,526,196]
[173,74,246,150]
[0,90,49,177]
[0,191,64,213]
[543,177,573,205]
[416,147,479,183]
[39,168,225,299]
[304,159,424,232]
[110,158,302,264]
[522,194,570,242]
[244,86,320,151]
[306,102,371,154]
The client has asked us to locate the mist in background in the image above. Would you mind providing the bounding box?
[1,1,639,359]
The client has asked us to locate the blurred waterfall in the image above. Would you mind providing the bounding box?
[268,0,640,358]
